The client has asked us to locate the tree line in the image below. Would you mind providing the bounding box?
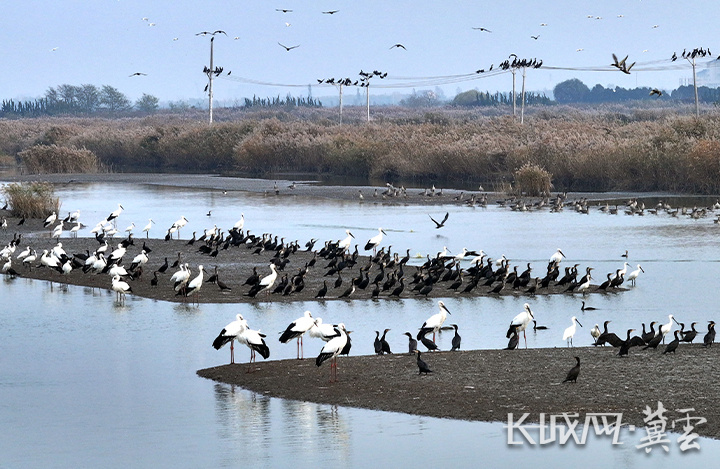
[1,84,159,118]
[553,78,720,104]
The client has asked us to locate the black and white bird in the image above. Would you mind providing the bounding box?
[279,310,316,359]
[212,314,248,364]
[364,228,387,252]
[506,303,534,348]
[316,323,348,382]
[418,300,451,342]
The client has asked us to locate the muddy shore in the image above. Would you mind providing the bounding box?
[198,344,720,440]
[0,174,625,302]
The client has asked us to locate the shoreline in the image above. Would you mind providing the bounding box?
[198,345,720,440]
[0,174,627,303]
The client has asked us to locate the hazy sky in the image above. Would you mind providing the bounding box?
[3,0,718,103]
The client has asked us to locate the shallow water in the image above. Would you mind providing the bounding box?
[1,179,719,466]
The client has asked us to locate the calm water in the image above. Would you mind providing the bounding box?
[1,178,719,467]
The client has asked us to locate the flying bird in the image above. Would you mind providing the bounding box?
[278,42,300,51]
[322,10,339,14]
[390,44,406,50]
[650,89,663,97]
[530,35,540,40]
[129,72,147,77]
[276,8,293,13]
[429,212,449,229]
[472,27,492,32]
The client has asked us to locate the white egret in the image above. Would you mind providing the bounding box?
[563,316,583,347]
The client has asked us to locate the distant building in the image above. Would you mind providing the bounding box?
[692,61,720,87]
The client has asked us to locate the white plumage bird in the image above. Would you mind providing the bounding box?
[563,316,583,347]
[212,314,249,364]
[550,248,565,264]
[338,229,355,251]
[418,300,451,342]
[182,265,204,302]
[142,219,154,238]
[308,317,337,341]
[506,303,534,349]
[364,228,387,252]
[627,264,645,286]
[233,214,245,231]
[279,310,316,359]
[111,274,132,302]
[315,323,348,382]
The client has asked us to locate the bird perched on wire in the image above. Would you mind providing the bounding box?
[563,357,581,383]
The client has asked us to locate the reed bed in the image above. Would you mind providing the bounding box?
[2,105,720,193]
[1,181,60,218]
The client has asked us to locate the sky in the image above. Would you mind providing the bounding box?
[3,0,718,104]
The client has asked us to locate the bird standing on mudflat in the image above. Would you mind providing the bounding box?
[563,357,580,383]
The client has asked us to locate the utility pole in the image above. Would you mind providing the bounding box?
[339,84,344,124]
[366,85,370,122]
[520,67,526,124]
[208,37,214,124]
[511,68,516,117]
[691,57,699,117]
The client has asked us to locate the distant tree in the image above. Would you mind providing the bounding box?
[57,84,81,107]
[99,85,131,112]
[135,93,159,113]
[400,89,441,108]
[553,78,590,103]
[78,84,101,113]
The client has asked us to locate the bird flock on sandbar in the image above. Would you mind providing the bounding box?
[1,186,715,386]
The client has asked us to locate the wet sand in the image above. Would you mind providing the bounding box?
[0,174,622,302]
[198,344,720,439]
[0,220,615,304]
